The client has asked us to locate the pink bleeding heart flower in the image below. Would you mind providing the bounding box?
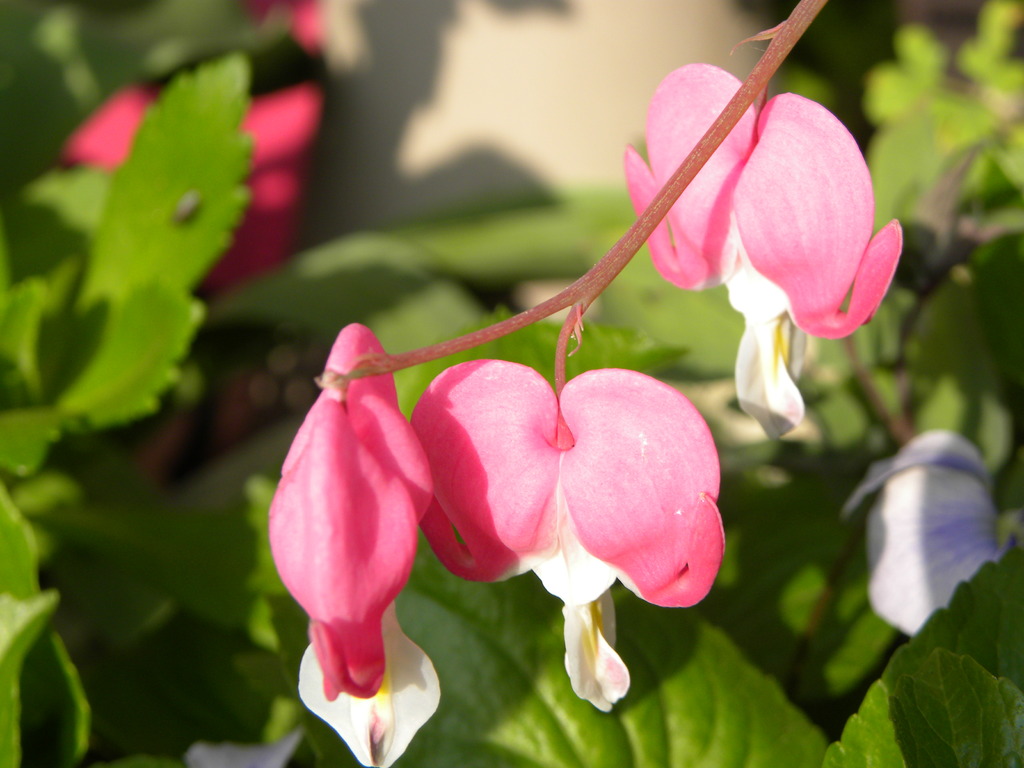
[411,361,723,709]
[269,324,439,767]
[625,63,903,438]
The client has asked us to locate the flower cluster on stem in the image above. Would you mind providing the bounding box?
[262,1,914,765]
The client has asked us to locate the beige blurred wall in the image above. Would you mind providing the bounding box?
[305,0,767,241]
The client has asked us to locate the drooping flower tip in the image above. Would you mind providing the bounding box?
[269,323,433,690]
[563,591,630,711]
[268,322,436,766]
[625,62,902,340]
[625,63,903,438]
[300,606,441,768]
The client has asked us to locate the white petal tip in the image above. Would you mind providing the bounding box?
[562,593,631,711]
[734,316,807,439]
[298,613,440,768]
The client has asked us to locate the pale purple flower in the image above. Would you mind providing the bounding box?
[845,431,1017,635]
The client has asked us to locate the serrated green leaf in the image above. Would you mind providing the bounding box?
[885,549,1024,691]
[890,649,1024,768]
[58,283,201,428]
[0,407,63,476]
[0,591,59,768]
[972,235,1024,385]
[275,549,826,768]
[823,681,905,768]
[393,307,684,415]
[908,279,1010,471]
[827,550,1024,767]
[211,232,483,351]
[82,55,251,303]
[411,557,827,767]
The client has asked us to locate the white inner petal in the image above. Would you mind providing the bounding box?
[562,590,630,711]
[734,314,807,438]
[532,478,617,606]
[724,234,790,324]
[298,605,440,768]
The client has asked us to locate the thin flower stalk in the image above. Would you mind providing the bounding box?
[339,0,831,383]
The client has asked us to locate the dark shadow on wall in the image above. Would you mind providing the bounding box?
[304,0,571,244]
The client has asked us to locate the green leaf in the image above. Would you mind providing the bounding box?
[0,484,89,768]
[0,407,63,477]
[698,471,895,701]
[0,168,109,286]
[73,0,266,78]
[890,649,1024,768]
[908,278,1011,471]
[393,307,684,415]
[598,254,743,381]
[58,283,201,428]
[972,235,1024,385]
[0,591,59,768]
[0,5,141,196]
[29,500,268,631]
[0,278,47,408]
[867,113,945,229]
[864,25,947,126]
[20,632,91,768]
[82,55,252,303]
[84,613,278,756]
[956,0,1024,92]
[211,232,483,352]
[275,551,827,768]
[885,549,1024,691]
[826,550,1024,767]
[392,189,634,287]
[822,681,905,768]
[0,483,37,599]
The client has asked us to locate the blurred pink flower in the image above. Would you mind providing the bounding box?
[245,0,322,54]
[63,0,324,291]
[412,361,723,708]
[269,324,439,767]
[625,63,902,437]
[64,81,321,291]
